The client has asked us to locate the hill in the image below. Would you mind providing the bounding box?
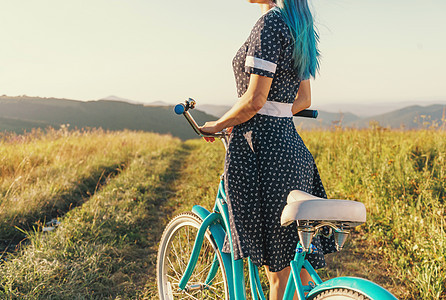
[1,96,445,136]
[294,110,361,129]
[193,104,363,128]
[318,100,446,117]
[352,104,446,129]
[0,96,215,140]
[192,103,446,129]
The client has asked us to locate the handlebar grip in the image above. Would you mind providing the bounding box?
[294,109,318,118]
[174,104,186,115]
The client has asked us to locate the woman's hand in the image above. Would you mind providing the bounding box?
[199,123,233,143]
[199,121,222,134]
[199,121,222,142]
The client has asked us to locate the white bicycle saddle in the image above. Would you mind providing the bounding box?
[281,190,367,227]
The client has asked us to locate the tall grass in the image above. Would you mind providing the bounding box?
[0,129,444,299]
[0,131,181,298]
[303,129,445,299]
[0,128,161,241]
[155,131,446,299]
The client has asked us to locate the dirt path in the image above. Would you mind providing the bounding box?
[142,143,196,298]
[0,135,186,299]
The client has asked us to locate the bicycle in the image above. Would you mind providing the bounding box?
[156,98,398,300]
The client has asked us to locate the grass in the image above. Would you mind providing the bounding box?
[0,128,444,299]
[0,127,166,242]
[0,129,182,298]
[305,129,446,299]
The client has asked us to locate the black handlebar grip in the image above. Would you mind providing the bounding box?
[293,109,318,118]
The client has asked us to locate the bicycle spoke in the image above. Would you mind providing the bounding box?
[207,281,224,288]
[158,214,227,300]
[187,223,191,257]
[167,274,179,283]
[183,291,200,300]
[180,227,194,270]
[172,234,186,274]
[196,242,213,282]
[177,228,184,269]
[207,287,225,299]
[166,256,182,280]
[194,259,214,282]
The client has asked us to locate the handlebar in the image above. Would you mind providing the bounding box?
[174,99,227,139]
[174,98,318,139]
[294,109,318,118]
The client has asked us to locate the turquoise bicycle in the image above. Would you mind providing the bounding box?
[156,99,398,300]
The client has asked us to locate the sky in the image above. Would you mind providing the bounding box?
[1,0,445,107]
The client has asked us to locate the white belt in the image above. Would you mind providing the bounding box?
[257,101,293,118]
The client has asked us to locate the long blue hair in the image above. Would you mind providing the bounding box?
[275,0,320,79]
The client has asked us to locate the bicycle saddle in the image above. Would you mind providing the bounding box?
[280,190,366,228]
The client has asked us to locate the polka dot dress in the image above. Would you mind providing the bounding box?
[221,7,337,272]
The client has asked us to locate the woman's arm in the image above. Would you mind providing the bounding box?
[291,79,311,115]
[199,74,273,134]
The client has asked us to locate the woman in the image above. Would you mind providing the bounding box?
[200,0,336,298]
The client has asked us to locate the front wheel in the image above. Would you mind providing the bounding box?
[157,212,229,299]
[312,288,371,300]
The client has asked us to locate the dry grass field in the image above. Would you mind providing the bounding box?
[0,128,444,299]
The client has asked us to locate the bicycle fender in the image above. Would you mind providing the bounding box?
[191,205,235,300]
[192,206,229,261]
[306,277,398,300]
[192,205,228,254]
[191,205,211,221]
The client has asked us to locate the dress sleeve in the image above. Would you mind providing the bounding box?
[245,11,283,78]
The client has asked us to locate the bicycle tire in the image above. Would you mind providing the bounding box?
[311,288,371,300]
[157,212,229,299]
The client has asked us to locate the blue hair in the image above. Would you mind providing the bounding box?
[275,0,320,79]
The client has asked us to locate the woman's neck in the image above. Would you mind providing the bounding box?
[259,2,276,14]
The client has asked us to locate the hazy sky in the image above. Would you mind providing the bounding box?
[1,0,445,106]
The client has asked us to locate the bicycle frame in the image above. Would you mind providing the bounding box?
[178,179,320,300]
[175,178,397,300]
[171,99,397,300]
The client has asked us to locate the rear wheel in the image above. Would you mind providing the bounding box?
[312,288,371,300]
[157,212,229,299]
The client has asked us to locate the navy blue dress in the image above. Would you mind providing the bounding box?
[222,7,337,272]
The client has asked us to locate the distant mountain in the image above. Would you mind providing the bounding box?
[0,96,444,137]
[199,105,231,118]
[198,103,446,130]
[294,111,361,129]
[352,104,446,129]
[100,95,144,105]
[0,116,50,132]
[196,104,362,128]
[0,96,215,140]
[319,100,446,117]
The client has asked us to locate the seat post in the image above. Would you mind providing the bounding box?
[334,227,350,250]
[297,221,315,252]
